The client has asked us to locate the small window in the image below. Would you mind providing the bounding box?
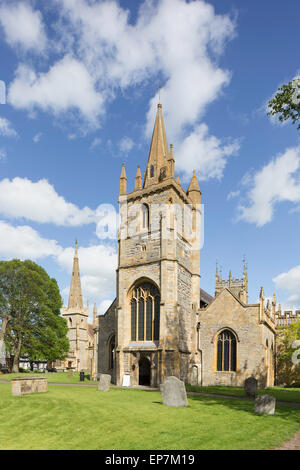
[150,165,154,178]
[142,204,149,230]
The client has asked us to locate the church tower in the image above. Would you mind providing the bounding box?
[113,103,202,387]
[62,241,89,371]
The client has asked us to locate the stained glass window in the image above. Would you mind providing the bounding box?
[217,330,237,372]
[130,282,160,342]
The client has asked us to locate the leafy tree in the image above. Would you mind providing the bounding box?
[267,79,300,131]
[0,259,69,372]
[276,322,300,386]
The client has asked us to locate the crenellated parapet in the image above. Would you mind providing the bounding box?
[275,308,300,327]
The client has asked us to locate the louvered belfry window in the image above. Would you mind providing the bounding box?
[131,282,160,341]
[217,330,237,371]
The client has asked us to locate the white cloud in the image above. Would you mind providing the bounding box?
[175,124,240,181]
[227,190,240,201]
[6,0,236,175]
[273,266,300,309]
[57,244,117,303]
[0,177,96,226]
[0,149,7,160]
[0,117,17,137]
[33,132,42,143]
[90,137,101,150]
[98,299,114,315]
[0,220,61,260]
[119,136,134,154]
[238,146,300,226]
[0,2,47,52]
[8,56,104,126]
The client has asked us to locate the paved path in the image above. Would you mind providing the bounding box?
[275,431,300,450]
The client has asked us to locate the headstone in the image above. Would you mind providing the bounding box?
[254,395,276,415]
[98,374,111,392]
[122,374,131,387]
[67,369,73,378]
[244,377,258,397]
[160,376,188,407]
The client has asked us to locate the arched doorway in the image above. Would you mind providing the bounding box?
[139,357,151,386]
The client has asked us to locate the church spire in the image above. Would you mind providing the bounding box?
[187,170,201,205]
[143,103,170,188]
[119,163,127,196]
[134,165,142,190]
[68,240,84,310]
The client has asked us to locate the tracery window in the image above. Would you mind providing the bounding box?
[217,329,237,372]
[131,282,160,341]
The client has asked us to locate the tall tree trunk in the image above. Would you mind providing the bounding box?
[0,314,11,342]
[12,338,22,373]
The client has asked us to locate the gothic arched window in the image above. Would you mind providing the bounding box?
[109,335,115,370]
[131,282,160,342]
[141,204,149,230]
[217,329,237,372]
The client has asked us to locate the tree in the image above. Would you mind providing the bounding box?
[0,259,69,372]
[276,322,300,386]
[267,79,300,131]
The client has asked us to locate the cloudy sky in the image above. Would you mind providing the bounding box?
[0,0,299,318]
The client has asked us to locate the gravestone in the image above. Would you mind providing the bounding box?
[254,395,276,415]
[98,374,111,392]
[67,369,73,379]
[244,377,258,397]
[11,377,48,396]
[160,376,188,407]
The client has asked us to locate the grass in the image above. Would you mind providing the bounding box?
[185,384,300,403]
[0,382,299,450]
[0,371,95,384]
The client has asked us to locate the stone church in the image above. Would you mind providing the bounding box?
[55,241,98,374]
[96,104,276,389]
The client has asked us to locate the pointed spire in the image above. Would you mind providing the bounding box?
[168,143,175,178]
[216,260,219,281]
[144,103,169,188]
[259,286,265,300]
[134,165,142,190]
[93,303,97,325]
[176,175,181,186]
[119,163,127,196]
[68,241,84,310]
[187,170,201,205]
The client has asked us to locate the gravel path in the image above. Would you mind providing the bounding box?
[275,431,300,450]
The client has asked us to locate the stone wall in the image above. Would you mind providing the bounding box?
[98,299,117,382]
[198,289,275,388]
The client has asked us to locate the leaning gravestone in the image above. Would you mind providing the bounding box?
[244,377,258,398]
[98,374,111,392]
[254,395,276,415]
[160,376,188,407]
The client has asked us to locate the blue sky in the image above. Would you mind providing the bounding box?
[0,0,299,318]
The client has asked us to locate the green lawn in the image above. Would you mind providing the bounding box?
[0,371,95,384]
[186,384,300,403]
[0,382,299,450]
